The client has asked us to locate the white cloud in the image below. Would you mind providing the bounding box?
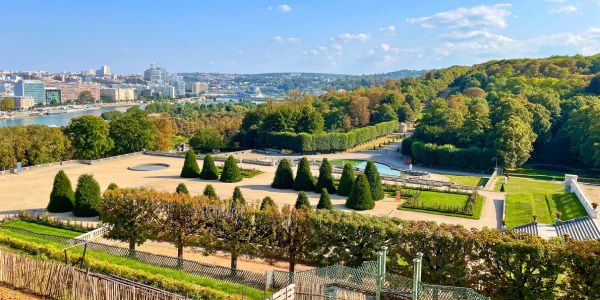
[278,4,292,13]
[331,44,343,50]
[550,5,578,14]
[332,33,371,42]
[272,36,300,44]
[448,30,514,43]
[379,25,396,34]
[407,3,511,29]
[380,43,390,52]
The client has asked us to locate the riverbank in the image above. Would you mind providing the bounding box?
[0,104,138,127]
[0,102,139,121]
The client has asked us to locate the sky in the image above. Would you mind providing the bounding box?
[1,0,599,74]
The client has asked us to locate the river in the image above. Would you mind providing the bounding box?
[0,106,132,127]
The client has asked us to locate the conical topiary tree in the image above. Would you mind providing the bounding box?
[176,182,189,194]
[180,150,200,178]
[73,174,101,217]
[272,159,294,189]
[337,163,355,196]
[232,186,245,204]
[47,170,75,213]
[200,154,219,180]
[294,157,315,191]
[346,173,374,211]
[500,183,505,192]
[315,158,336,194]
[107,182,118,191]
[364,161,385,200]
[317,188,333,210]
[260,196,277,210]
[220,156,242,182]
[203,184,218,200]
[295,191,312,210]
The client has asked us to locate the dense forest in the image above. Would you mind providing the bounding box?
[402,54,600,170]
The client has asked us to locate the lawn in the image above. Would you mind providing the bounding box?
[395,189,484,219]
[506,165,600,183]
[442,174,488,187]
[494,176,563,194]
[346,134,401,152]
[504,193,587,227]
[330,159,363,167]
[0,221,266,299]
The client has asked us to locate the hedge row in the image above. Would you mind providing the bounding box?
[261,120,399,153]
[406,139,495,170]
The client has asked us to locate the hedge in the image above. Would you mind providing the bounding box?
[410,141,495,170]
[261,120,399,153]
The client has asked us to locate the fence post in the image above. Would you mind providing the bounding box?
[412,252,423,300]
[376,246,387,300]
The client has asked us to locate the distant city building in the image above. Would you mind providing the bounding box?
[170,75,186,96]
[100,88,135,102]
[14,80,46,104]
[81,69,96,76]
[97,65,111,77]
[60,82,100,101]
[12,96,35,110]
[45,88,61,104]
[144,64,167,84]
[191,82,209,95]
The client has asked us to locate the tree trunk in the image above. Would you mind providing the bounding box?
[177,241,184,269]
[231,251,238,270]
[128,239,136,258]
[288,252,296,283]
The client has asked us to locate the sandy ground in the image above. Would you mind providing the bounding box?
[0,285,43,300]
[580,183,600,205]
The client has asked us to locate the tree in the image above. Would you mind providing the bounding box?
[349,96,371,126]
[78,91,95,104]
[364,161,384,200]
[26,126,71,166]
[180,150,200,178]
[107,182,118,191]
[336,163,355,196]
[315,158,336,194]
[276,205,314,272]
[1,98,14,111]
[586,75,600,95]
[560,239,600,299]
[176,182,189,194]
[220,156,242,183]
[203,184,218,200]
[272,159,295,189]
[293,157,315,191]
[65,115,114,159]
[260,196,277,210]
[47,170,75,212]
[73,174,101,217]
[189,126,225,152]
[372,104,398,123]
[232,186,245,204]
[346,173,374,210]
[295,192,312,210]
[317,189,333,210]
[150,113,174,152]
[494,116,537,168]
[199,155,219,180]
[101,188,160,255]
[109,111,157,154]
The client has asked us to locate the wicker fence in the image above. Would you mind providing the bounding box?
[0,250,188,300]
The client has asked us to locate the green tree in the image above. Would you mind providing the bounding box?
[176,182,189,194]
[65,115,114,159]
[260,196,277,210]
[26,125,71,166]
[317,188,333,210]
[346,173,374,210]
[364,161,384,200]
[180,150,200,178]
[336,163,355,196]
[73,174,101,217]
[586,75,600,95]
[372,104,398,123]
[47,170,75,212]
[232,186,245,204]
[107,182,118,191]
[199,155,219,180]
[1,98,14,111]
[203,184,218,200]
[293,157,315,191]
[295,191,312,210]
[78,91,95,104]
[272,158,295,189]
[275,206,314,272]
[109,110,157,154]
[315,158,336,194]
[494,116,537,168]
[189,126,225,152]
[220,156,242,182]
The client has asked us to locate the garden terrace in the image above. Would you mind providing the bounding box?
[395,189,484,219]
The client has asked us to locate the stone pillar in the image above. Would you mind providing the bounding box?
[564,174,578,192]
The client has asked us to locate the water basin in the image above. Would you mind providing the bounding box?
[128,163,170,171]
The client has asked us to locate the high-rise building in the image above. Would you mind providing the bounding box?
[191,82,209,95]
[144,64,167,84]
[81,69,96,76]
[59,82,100,101]
[14,80,46,104]
[45,88,61,104]
[170,75,186,96]
[97,65,111,77]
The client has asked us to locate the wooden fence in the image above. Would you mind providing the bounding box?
[269,284,295,300]
[0,250,189,300]
[295,283,368,300]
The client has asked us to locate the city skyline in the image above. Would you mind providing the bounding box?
[1,0,599,74]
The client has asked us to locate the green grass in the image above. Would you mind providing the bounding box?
[329,159,363,167]
[504,193,588,227]
[506,165,600,183]
[395,189,484,219]
[214,167,263,178]
[442,174,488,187]
[0,223,265,299]
[494,176,563,194]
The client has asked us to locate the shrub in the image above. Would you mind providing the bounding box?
[272,159,295,189]
[203,184,218,200]
[199,154,219,180]
[500,183,505,192]
[295,192,312,210]
[315,158,336,194]
[176,183,189,194]
[337,163,355,196]
[294,157,315,191]
[364,161,385,200]
[47,170,75,213]
[317,188,333,210]
[107,182,118,191]
[220,156,242,183]
[346,173,374,210]
[180,150,200,178]
[232,187,245,204]
[73,174,101,217]
[260,196,277,210]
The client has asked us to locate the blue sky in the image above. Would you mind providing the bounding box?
[1,0,599,74]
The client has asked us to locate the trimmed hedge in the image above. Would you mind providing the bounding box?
[295,192,312,210]
[294,157,315,191]
[411,141,495,170]
[260,196,277,210]
[219,156,242,183]
[232,187,245,204]
[315,158,336,194]
[47,170,75,213]
[261,120,399,153]
[176,183,189,194]
[181,150,200,178]
[200,155,219,180]
[346,173,374,210]
[364,161,384,201]
[317,189,333,210]
[336,164,355,196]
[271,159,294,189]
[203,185,218,200]
[73,174,101,217]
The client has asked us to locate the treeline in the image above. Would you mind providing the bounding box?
[96,187,599,300]
[402,138,496,170]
